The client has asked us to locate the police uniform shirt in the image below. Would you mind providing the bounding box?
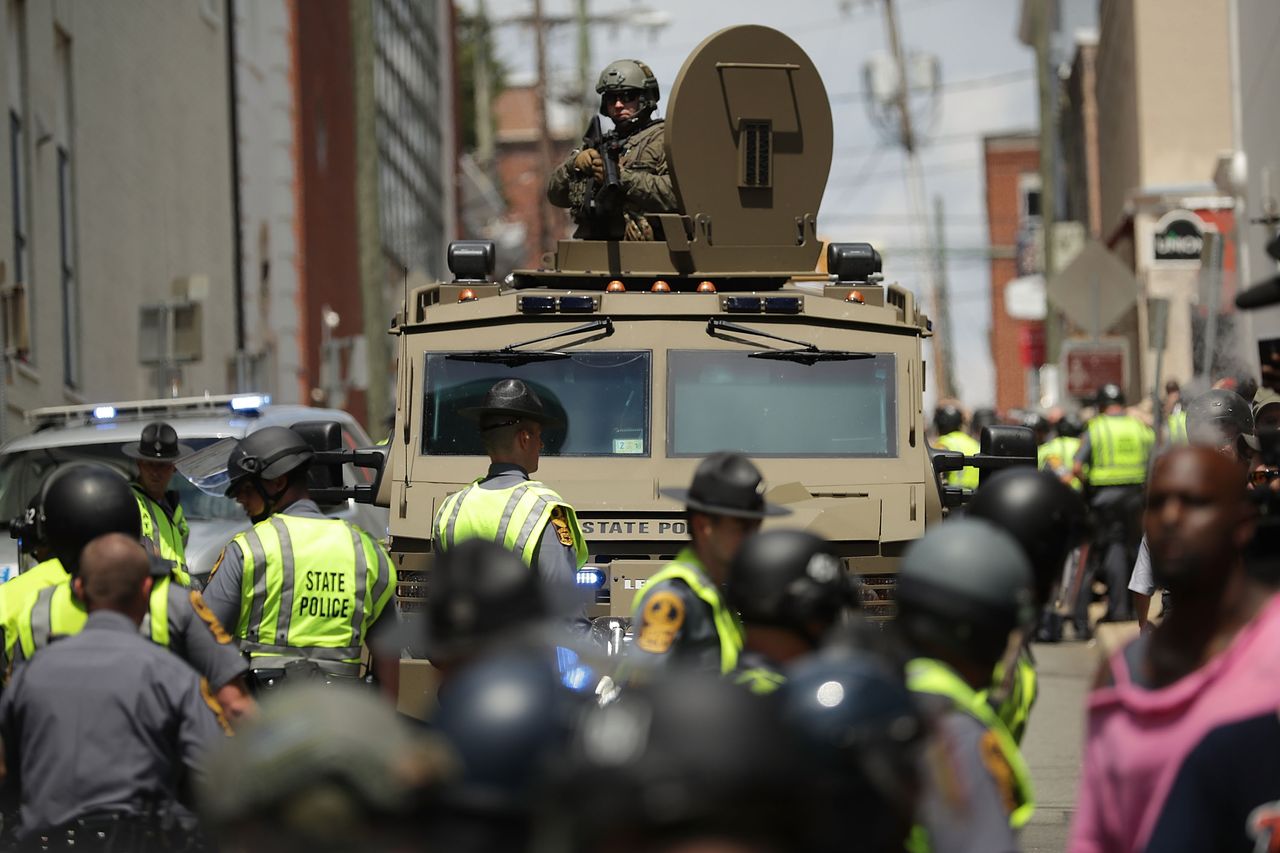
[201,499,401,652]
[0,610,230,838]
[628,577,723,672]
[1145,710,1280,853]
[915,696,1022,853]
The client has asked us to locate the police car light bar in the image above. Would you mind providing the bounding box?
[26,393,274,429]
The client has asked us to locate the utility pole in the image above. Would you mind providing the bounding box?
[933,194,956,396]
[1035,0,1058,370]
[879,0,955,398]
[532,0,554,259]
[577,0,593,129]
[474,0,494,166]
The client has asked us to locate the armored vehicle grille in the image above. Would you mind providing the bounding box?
[741,121,772,188]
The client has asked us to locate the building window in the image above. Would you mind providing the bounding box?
[55,29,78,388]
[8,111,24,287]
[7,0,31,363]
[1018,172,1043,222]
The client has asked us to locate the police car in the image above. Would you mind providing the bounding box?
[0,394,388,582]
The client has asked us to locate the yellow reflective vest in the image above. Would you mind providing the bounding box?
[1166,411,1188,445]
[0,559,69,671]
[133,486,191,587]
[1038,435,1082,491]
[907,657,1035,829]
[434,478,587,567]
[15,574,172,661]
[1085,414,1154,487]
[634,547,744,675]
[935,431,981,489]
[980,649,1039,745]
[228,514,395,674]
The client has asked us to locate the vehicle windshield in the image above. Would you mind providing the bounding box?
[667,350,898,457]
[422,351,651,456]
[0,439,246,524]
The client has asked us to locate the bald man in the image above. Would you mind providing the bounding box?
[1070,447,1280,853]
[0,534,229,845]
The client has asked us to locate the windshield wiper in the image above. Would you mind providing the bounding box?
[448,319,613,365]
[705,318,873,365]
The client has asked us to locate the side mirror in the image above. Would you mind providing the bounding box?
[292,420,386,505]
[978,425,1037,486]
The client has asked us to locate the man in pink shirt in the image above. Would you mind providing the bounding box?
[1069,446,1280,853]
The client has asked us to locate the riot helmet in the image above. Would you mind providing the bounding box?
[1056,412,1084,438]
[966,468,1088,607]
[42,464,141,575]
[970,407,999,435]
[895,518,1034,672]
[933,404,963,436]
[1097,383,1126,407]
[595,59,660,120]
[725,530,858,645]
[1185,388,1257,452]
[225,426,314,522]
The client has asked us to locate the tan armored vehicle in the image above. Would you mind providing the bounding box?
[381,24,970,629]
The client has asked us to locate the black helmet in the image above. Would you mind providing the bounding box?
[458,378,563,428]
[1056,413,1084,438]
[971,407,999,434]
[1185,388,1257,449]
[660,451,790,519]
[933,404,963,435]
[966,468,1088,607]
[595,59,660,117]
[1022,412,1050,437]
[433,652,577,819]
[224,426,314,497]
[43,464,141,575]
[425,539,549,667]
[896,518,1034,669]
[9,487,47,557]
[538,671,805,852]
[780,649,923,851]
[725,530,857,642]
[1097,383,1125,406]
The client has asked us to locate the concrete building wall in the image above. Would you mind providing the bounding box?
[0,0,237,437]
[1236,0,1280,339]
[1095,0,1140,237]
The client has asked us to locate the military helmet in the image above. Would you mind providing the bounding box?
[933,404,963,435]
[224,426,314,497]
[425,539,550,667]
[966,468,1087,608]
[1097,383,1126,406]
[42,464,141,575]
[595,59,660,117]
[1185,388,1257,449]
[725,530,857,639]
[896,518,1034,667]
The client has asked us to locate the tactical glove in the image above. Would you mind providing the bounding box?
[574,148,606,184]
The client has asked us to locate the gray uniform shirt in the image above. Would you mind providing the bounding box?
[202,499,401,655]
[0,611,229,837]
[915,698,1022,853]
[626,556,724,674]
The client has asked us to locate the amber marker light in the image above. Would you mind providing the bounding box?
[651,280,672,292]
[458,288,478,302]
[696,280,717,293]
[606,280,626,292]
[845,290,865,304]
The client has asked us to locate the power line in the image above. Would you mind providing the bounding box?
[828,68,1034,105]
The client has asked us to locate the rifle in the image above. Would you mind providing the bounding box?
[577,116,622,225]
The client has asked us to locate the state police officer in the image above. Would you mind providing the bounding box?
[9,464,254,724]
[123,421,193,587]
[432,380,587,623]
[202,426,400,699]
[628,452,788,674]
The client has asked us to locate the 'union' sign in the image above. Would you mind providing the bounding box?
[1152,209,1206,264]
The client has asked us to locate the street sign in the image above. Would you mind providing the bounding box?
[1062,339,1128,399]
[1005,274,1046,320]
[1152,209,1206,264]
[1046,239,1140,336]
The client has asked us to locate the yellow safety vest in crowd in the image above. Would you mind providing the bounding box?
[16,575,172,661]
[1166,411,1188,445]
[1037,435,1083,491]
[935,431,981,489]
[732,666,787,695]
[1085,414,1154,487]
[133,486,191,587]
[434,479,587,567]
[635,547,744,675]
[907,657,1036,829]
[980,650,1039,745]
[0,558,69,670]
[229,514,395,674]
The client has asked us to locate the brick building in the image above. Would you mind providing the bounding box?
[983,133,1043,412]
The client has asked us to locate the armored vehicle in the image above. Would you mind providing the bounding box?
[383,24,959,626]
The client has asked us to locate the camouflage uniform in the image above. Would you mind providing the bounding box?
[546,118,677,241]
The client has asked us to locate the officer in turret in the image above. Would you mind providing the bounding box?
[546,59,679,241]
[628,452,788,675]
[895,518,1037,850]
[432,379,587,630]
[724,529,860,694]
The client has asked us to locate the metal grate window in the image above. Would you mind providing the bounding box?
[740,120,772,188]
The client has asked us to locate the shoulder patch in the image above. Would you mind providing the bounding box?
[978,729,1018,816]
[199,677,234,736]
[189,591,234,645]
[209,548,227,580]
[550,508,574,547]
[636,589,685,654]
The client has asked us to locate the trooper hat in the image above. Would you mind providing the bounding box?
[459,379,564,428]
[123,421,193,462]
[660,452,790,519]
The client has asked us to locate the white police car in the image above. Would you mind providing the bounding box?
[0,394,388,583]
